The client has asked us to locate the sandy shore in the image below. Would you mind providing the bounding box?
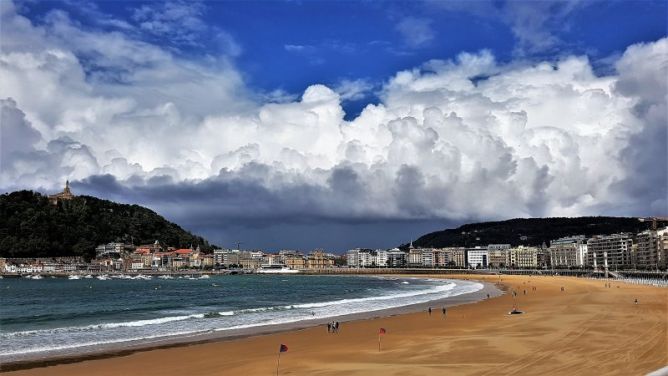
[2,275,666,375]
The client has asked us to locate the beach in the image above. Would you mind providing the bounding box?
[3,275,667,375]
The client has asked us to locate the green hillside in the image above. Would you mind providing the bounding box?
[410,217,666,249]
[0,190,215,260]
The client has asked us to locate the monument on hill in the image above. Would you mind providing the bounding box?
[49,180,75,204]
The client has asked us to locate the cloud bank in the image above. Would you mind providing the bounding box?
[1,1,666,248]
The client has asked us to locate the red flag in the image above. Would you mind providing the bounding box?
[279,344,288,353]
[379,328,386,335]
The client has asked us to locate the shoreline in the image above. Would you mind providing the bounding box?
[4,274,666,375]
[1,277,503,372]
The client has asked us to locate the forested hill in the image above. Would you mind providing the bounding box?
[0,190,215,260]
[410,217,667,249]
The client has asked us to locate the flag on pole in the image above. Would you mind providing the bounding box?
[378,328,386,352]
[276,344,288,376]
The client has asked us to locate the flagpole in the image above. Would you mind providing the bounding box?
[276,351,281,376]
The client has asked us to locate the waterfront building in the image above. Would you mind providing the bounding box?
[213,249,241,267]
[466,247,488,268]
[487,249,509,268]
[537,248,551,268]
[587,234,633,269]
[346,248,374,267]
[549,236,588,268]
[307,250,334,269]
[433,249,448,267]
[201,254,214,268]
[132,248,154,268]
[420,248,435,267]
[374,249,389,267]
[439,247,466,267]
[408,248,423,267]
[386,249,407,267]
[359,251,373,267]
[635,228,668,270]
[48,180,75,205]
[346,249,360,267]
[283,254,306,269]
[509,246,539,268]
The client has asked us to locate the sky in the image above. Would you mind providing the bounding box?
[0,0,666,252]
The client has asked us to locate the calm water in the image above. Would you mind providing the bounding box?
[0,275,482,360]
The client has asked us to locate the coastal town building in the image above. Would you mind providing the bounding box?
[421,248,435,267]
[280,251,306,269]
[386,249,407,267]
[509,246,539,268]
[537,248,551,268]
[433,249,448,267]
[374,249,389,267]
[307,250,334,269]
[587,234,633,269]
[407,248,423,267]
[549,236,588,268]
[635,228,668,269]
[487,249,509,268]
[441,247,466,267]
[466,247,488,268]
[48,180,75,205]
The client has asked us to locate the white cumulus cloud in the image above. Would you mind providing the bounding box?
[0,0,666,235]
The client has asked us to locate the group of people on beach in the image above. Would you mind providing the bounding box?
[326,321,340,333]
[427,307,447,317]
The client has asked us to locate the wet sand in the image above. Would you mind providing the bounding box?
[3,275,666,375]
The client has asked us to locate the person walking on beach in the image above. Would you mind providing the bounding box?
[442,307,447,316]
[428,307,432,316]
[327,322,331,333]
[634,298,638,305]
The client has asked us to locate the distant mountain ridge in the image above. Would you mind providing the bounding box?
[409,217,667,249]
[0,190,215,260]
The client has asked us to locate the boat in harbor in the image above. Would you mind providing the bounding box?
[68,275,81,280]
[256,264,299,274]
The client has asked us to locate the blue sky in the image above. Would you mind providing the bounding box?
[19,0,667,118]
[2,0,667,251]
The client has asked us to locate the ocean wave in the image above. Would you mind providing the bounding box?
[287,281,455,309]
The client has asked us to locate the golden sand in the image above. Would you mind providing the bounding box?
[3,275,667,376]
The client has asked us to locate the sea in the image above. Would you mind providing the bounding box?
[0,275,483,361]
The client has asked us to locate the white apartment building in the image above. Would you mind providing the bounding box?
[466,247,488,268]
[374,249,389,267]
